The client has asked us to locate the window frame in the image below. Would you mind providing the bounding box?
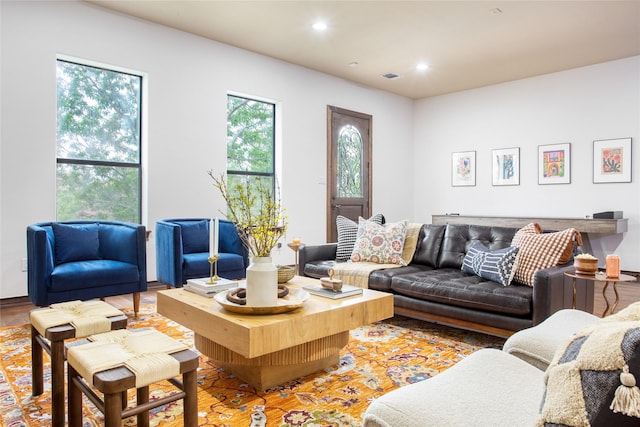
[55,58,144,223]
[226,94,277,195]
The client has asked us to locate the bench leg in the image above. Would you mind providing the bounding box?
[137,385,150,427]
[183,369,198,427]
[67,365,82,427]
[50,338,65,427]
[31,326,43,396]
[104,389,124,427]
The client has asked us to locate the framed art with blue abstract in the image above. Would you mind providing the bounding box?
[492,147,520,186]
[593,137,632,183]
[451,151,476,187]
[538,143,571,185]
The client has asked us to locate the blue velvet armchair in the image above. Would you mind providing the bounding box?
[27,220,147,315]
[155,218,248,287]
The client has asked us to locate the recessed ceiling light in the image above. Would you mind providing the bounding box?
[416,63,429,71]
[312,22,328,31]
[349,62,359,67]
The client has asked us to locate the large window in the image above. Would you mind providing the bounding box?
[56,59,142,223]
[226,94,276,197]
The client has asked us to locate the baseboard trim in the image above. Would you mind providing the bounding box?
[0,281,164,309]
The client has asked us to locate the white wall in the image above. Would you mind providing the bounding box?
[414,56,640,271]
[0,1,414,298]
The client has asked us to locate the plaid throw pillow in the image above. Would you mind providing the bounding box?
[336,214,384,261]
[511,223,582,286]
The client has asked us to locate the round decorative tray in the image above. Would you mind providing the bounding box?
[214,288,309,315]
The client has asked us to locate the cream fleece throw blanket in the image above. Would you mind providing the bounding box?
[331,223,422,288]
[537,302,640,426]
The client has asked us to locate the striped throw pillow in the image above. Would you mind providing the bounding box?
[461,242,520,286]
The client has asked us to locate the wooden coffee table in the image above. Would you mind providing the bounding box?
[157,275,393,390]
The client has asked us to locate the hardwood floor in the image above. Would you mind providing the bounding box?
[1,280,638,329]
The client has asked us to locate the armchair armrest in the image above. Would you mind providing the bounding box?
[531,262,594,325]
[27,225,55,306]
[298,243,337,275]
[155,220,184,287]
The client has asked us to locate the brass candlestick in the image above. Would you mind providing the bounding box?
[208,254,220,283]
[287,242,305,274]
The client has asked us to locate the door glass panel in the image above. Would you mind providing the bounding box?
[337,125,363,197]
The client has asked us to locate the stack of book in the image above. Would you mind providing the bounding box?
[302,284,363,299]
[184,277,238,297]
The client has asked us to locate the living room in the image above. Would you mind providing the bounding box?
[1,1,640,424]
[2,1,639,302]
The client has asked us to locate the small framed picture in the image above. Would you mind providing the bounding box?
[492,147,520,186]
[538,143,571,185]
[451,151,476,187]
[593,137,632,183]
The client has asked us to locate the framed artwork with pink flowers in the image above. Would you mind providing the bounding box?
[593,137,632,183]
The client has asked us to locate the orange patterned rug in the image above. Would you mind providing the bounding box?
[0,304,503,426]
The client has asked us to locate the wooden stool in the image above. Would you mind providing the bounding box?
[30,300,127,427]
[66,329,199,427]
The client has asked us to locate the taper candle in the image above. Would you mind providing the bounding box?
[214,217,219,254]
[209,218,215,257]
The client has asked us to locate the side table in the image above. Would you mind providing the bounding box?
[564,271,636,316]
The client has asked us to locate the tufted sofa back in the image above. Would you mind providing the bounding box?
[437,224,518,268]
[411,224,518,269]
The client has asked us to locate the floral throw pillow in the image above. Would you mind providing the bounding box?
[336,213,385,261]
[350,219,408,265]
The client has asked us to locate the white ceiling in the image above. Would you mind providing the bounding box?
[87,0,640,99]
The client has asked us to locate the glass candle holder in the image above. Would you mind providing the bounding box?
[605,255,620,278]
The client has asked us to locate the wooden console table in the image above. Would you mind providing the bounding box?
[432,215,628,254]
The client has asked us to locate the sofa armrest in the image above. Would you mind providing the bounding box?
[298,243,337,275]
[27,225,55,306]
[155,220,184,287]
[531,262,594,325]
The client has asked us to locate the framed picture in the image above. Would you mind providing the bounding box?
[492,147,520,186]
[451,151,476,187]
[593,137,632,183]
[538,143,571,185]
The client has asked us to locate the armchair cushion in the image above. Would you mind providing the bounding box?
[51,260,140,291]
[177,220,209,254]
[53,222,100,264]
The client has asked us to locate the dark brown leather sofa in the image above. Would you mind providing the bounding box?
[299,223,594,337]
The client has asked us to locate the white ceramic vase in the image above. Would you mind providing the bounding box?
[245,256,278,307]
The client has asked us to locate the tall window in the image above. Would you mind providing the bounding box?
[226,95,276,197]
[56,59,142,223]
